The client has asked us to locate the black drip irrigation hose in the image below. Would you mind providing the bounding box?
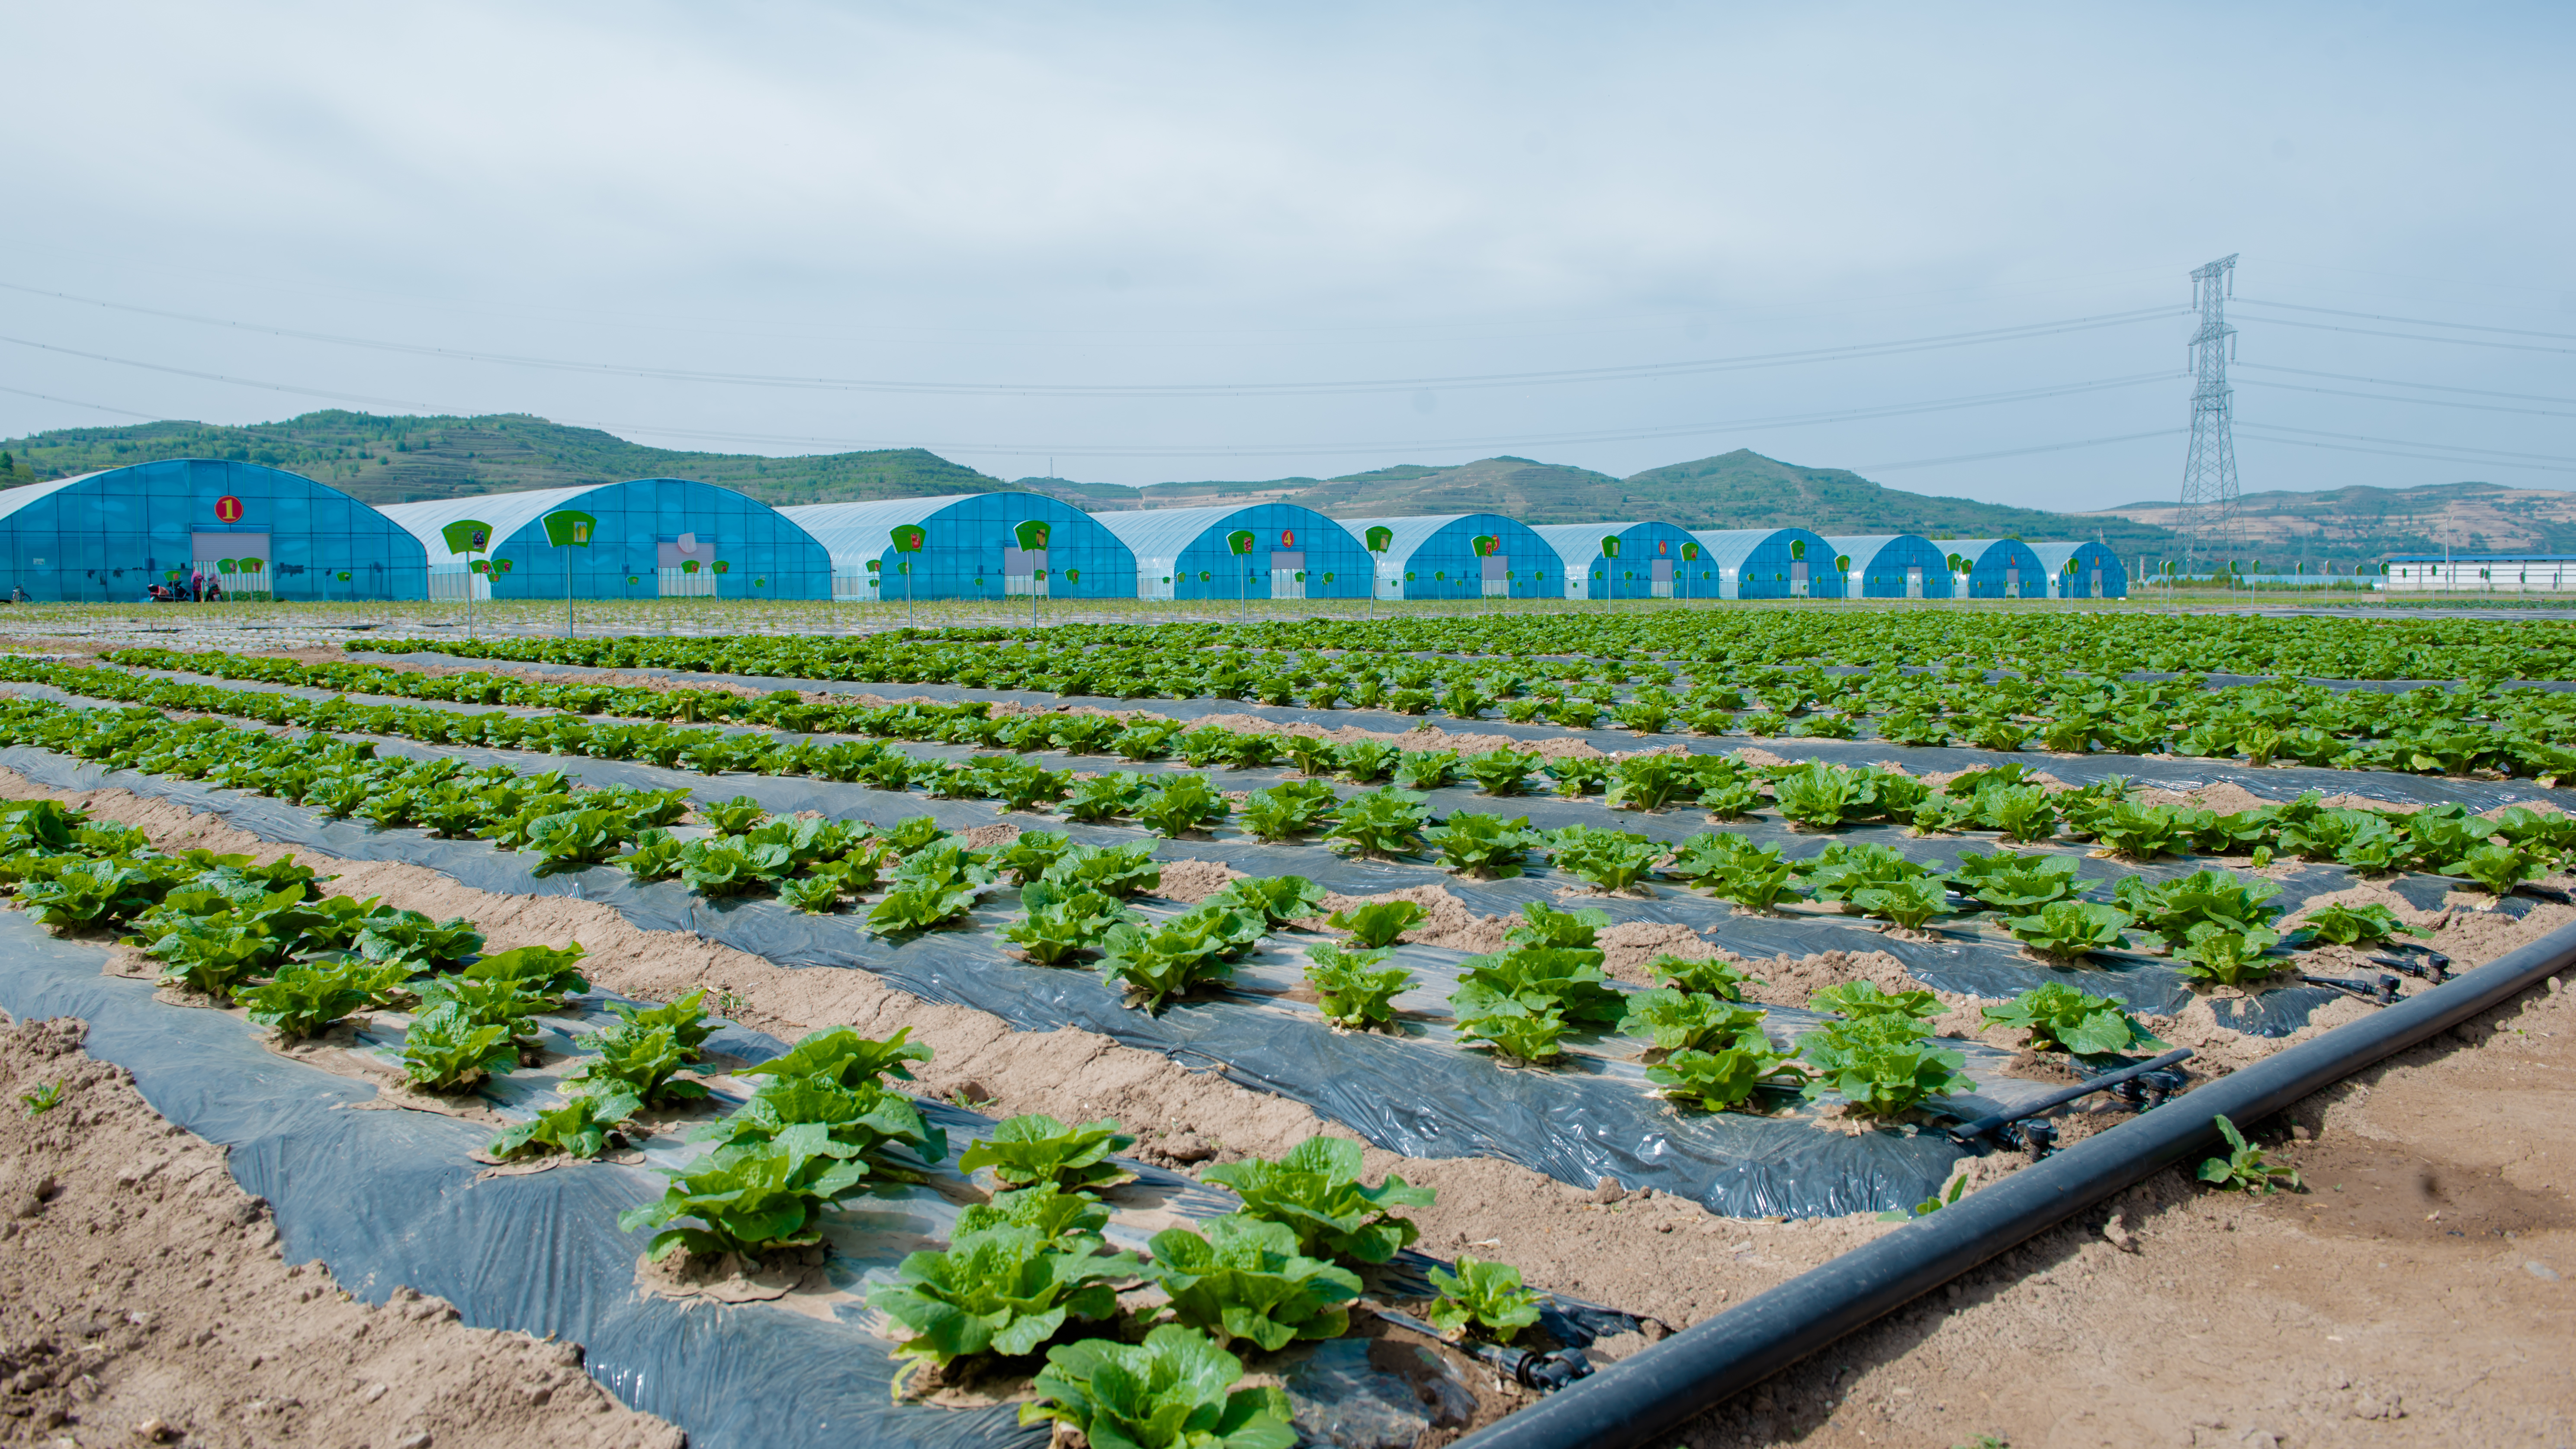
[1460,918,2576,1449]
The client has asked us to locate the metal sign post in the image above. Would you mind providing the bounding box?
[542,511,596,638]
[1013,520,1051,627]
[439,518,493,639]
[1226,529,1256,621]
[890,525,926,626]
[1365,526,1393,619]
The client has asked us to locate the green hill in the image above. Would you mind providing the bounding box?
[1024,449,2179,549]
[0,411,1009,507]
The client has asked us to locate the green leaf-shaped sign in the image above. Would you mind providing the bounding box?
[493,557,514,574]
[628,575,641,585]
[864,559,880,573]
[1013,519,1051,551]
[440,519,493,555]
[712,560,730,574]
[335,570,353,582]
[238,556,263,572]
[1789,538,1806,561]
[542,511,596,548]
[217,559,238,574]
[471,559,492,575]
[1682,542,1699,561]
[1834,554,1851,572]
[1470,535,1497,556]
[1065,568,1080,582]
[1226,529,1256,556]
[1365,525,1394,553]
[890,525,926,553]
[1599,536,1620,559]
[681,559,700,574]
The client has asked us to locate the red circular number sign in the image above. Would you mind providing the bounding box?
[214,495,245,523]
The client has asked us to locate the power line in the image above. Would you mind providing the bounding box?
[2237,378,2576,419]
[1852,428,2185,473]
[2235,421,2576,466]
[2234,428,2576,477]
[0,384,162,421]
[0,279,2187,397]
[2236,363,2576,407]
[2236,297,2576,343]
[0,334,449,412]
[2234,312,2576,357]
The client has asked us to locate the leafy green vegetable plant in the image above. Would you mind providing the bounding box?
[1135,775,1232,838]
[1141,1214,1364,1351]
[401,1001,519,1092]
[1546,824,1662,892]
[2003,900,2134,961]
[1646,1041,1807,1112]
[1097,905,1265,1012]
[1240,781,1340,842]
[1426,811,1543,877]
[1617,989,1764,1054]
[958,1114,1139,1193]
[1643,952,1752,999]
[2197,1114,2300,1193]
[1950,851,2081,910]
[622,1124,877,1261]
[1796,1014,1969,1118]
[1980,983,2166,1056]
[1325,899,1424,948]
[2171,924,2286,986]
[1303,944,1411,1029]
[1019,1326,1296,1449]
[1327,789,1430,857]
[1199,1135,1434,1265]
[1425,1255,1546,1342]
[2290,902,2426,947]
[487,1089,639,1161]
[1205,874,1327,926]
[237,957,379,1039]
[1003,883,1140,964]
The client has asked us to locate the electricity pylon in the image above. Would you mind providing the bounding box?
[2179,254,2241,575]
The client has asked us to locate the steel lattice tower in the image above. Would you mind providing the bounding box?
[2178,254,2241,572]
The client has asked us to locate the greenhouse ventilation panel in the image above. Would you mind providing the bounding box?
[780,493,1135,602]
[1335,514,1565,601]
[1827,534,1954,600]
[380,478,829,601]
[2028,542,2128,599]
[1686,528,1846,599]
[1940,539,2049,600]
[1094,504,1368,601]
[1528,521,1702,601]
[0,459,426,602]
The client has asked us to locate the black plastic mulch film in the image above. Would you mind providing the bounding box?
[3,669,2554,1221]
[0,916,1641,1449]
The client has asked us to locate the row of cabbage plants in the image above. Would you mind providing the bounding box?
[0,794,1564,1444]
[346,610,2576,682]
[91,646,2576,783]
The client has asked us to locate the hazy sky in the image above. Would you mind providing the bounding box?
[3,2,2570,507]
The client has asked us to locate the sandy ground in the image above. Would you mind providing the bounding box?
[0,769,2572,1447]
[0,1012,684,1449]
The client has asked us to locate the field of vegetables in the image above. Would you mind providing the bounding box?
[0,609,2572,1449]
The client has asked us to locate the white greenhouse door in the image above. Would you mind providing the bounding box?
[2087,568,2102,598]
[1481,555,1509,597]
[659,568,716,597]
[1651,559,1672,598]
[1789,560,1809,598]
[2005,566,2021,597]
[1270,551,1305,600]
[1905,566,1923,599]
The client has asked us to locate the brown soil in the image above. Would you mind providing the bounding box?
[0,1015,681,1449]
[1668,970,2576,1449]
[7,769,2576,1445]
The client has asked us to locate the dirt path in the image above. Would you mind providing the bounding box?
[0,1013,683,1449]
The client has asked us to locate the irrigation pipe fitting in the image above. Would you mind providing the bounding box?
[1458,919,2576,1449]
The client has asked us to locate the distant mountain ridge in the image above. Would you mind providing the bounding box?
[2088,481,2576,564]
[0,411,1008,507]
[1017,448,2185,554]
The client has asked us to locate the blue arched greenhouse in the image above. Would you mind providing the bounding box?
[1827,534,1953,600]
[1528,521,1701,601]
[1095,504,1368,601]
[779,493,1135,602]
[2030,542,2127,599]
[0,459,425,602]
[1686,528,1847,600]
[1940,539,2049,600]
[381,479,829,601]
[1335,514,1565,601]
